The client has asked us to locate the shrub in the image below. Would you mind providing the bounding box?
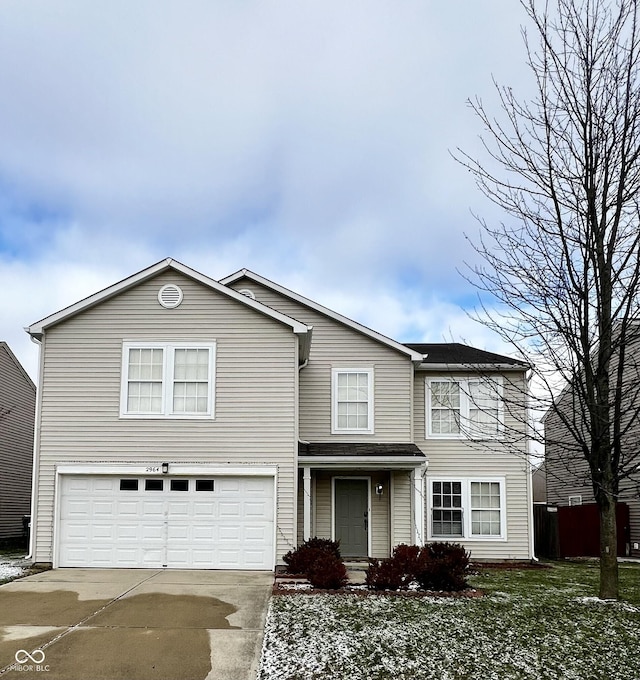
[307,552,348,590]
[283,537,342,576]
[365,558,404,591]
[414,542,470,591]
[390,543,421,587]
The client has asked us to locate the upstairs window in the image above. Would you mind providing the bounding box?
[427,377,503,439]
[331,368,374,434]
[121,342,216,419]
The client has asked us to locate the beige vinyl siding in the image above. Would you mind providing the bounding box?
[391,471,413,546]
[415,372,532,560]
[229,281,413,442]
[33,271,298,564]
[370,472,390,557]
[0,344,36,540]
[314,472,332,539]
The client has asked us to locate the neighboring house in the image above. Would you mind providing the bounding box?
[532,461,547,503]
[545,393,640,557]
[26,258,533,569]
[0,341,36,542]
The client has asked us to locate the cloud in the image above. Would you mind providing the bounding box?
[0,0,532,380]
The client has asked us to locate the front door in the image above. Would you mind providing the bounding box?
[334,478,369,557]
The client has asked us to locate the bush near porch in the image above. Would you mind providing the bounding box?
[282,539,471,593]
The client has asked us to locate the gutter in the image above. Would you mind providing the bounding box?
[23,333,43,561]
[297,455,426,470]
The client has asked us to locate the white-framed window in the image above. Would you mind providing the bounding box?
[568,495,583,506]
[120,342,216,419]
[428,477,506,540]
[331,368,374,434]
[426,377,503,439]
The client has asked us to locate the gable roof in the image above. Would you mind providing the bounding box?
[221,269,425,362]
[26,259,313,358]
[405,342,529,370]
[0,342,36,392]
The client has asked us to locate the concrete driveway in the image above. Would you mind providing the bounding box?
[0,568,272,680]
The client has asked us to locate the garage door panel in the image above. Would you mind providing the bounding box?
[93,478,115,493]
[92,524,115,540]
[59,474,274,569]
[193,501,215,515]
[218,502,241,518]
[118,500,141,516]
[218,479,241,493]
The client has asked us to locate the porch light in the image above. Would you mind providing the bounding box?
[375,483,384,496]
[162,462,169,474]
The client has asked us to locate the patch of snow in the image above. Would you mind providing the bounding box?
[574,596,640,612]
[0,564,26,581]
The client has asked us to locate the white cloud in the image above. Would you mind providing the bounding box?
[0,1,536,380]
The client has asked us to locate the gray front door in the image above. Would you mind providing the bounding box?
[335,478,368,557]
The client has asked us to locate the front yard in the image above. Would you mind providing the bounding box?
[259,561,640,680]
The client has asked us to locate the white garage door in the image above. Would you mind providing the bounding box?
[58,475,274,569]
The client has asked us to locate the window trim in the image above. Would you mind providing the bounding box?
[331,367,374,434]
[427,477,507,541]
[120,341,216,419]
[426,376,504,440]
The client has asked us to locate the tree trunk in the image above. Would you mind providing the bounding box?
[598,499,619,599]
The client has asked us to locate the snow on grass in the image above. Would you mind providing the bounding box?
[0,564,26,582]
[259,562,640,680]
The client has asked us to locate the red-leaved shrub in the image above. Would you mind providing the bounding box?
[307,552,348,589]
[414,542,470,591]
[365,557,405,590]
[365,542,470,592]
[283,537,342,577]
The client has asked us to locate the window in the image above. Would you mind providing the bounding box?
[195,479,214,492]
[427,377,503,439]
[432,481,463,537]
[568,495,583,506]
[171,479,189,492]
[121,342,216,418]
[145,479,163,491]
[119,479,139,491]
[332,368,374,434]
[470,481,502,536]
[429,478,506,540]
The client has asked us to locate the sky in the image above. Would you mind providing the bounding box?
[0,1,533,382]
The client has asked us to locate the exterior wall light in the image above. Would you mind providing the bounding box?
[375,483,384,496]
[162,462,169,474]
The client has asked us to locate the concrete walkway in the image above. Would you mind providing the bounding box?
[0,568,272,680]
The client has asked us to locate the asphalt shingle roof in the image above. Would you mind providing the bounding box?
[298,442,426,458]
[404,342,527,367]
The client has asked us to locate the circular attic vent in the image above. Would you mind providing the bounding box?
[158,284,184,309]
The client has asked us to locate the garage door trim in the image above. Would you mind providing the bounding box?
[53,463,278,569]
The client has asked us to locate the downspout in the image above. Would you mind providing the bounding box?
[24,333,43,561]
[525,369,538,562]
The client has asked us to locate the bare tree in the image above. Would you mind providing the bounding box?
[457,0,640,599]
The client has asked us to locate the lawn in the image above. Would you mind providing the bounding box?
[0,546,30,585]
[258,561,640,680]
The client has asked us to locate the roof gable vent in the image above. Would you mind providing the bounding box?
[238,288,256,300]
[158,284,183,309]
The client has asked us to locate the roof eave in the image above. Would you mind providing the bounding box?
[298,455,427,469]
[26,258,312,340]
[221,269,424,362]
[416,362,530,372]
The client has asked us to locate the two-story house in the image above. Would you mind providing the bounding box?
[26,258,533,569]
